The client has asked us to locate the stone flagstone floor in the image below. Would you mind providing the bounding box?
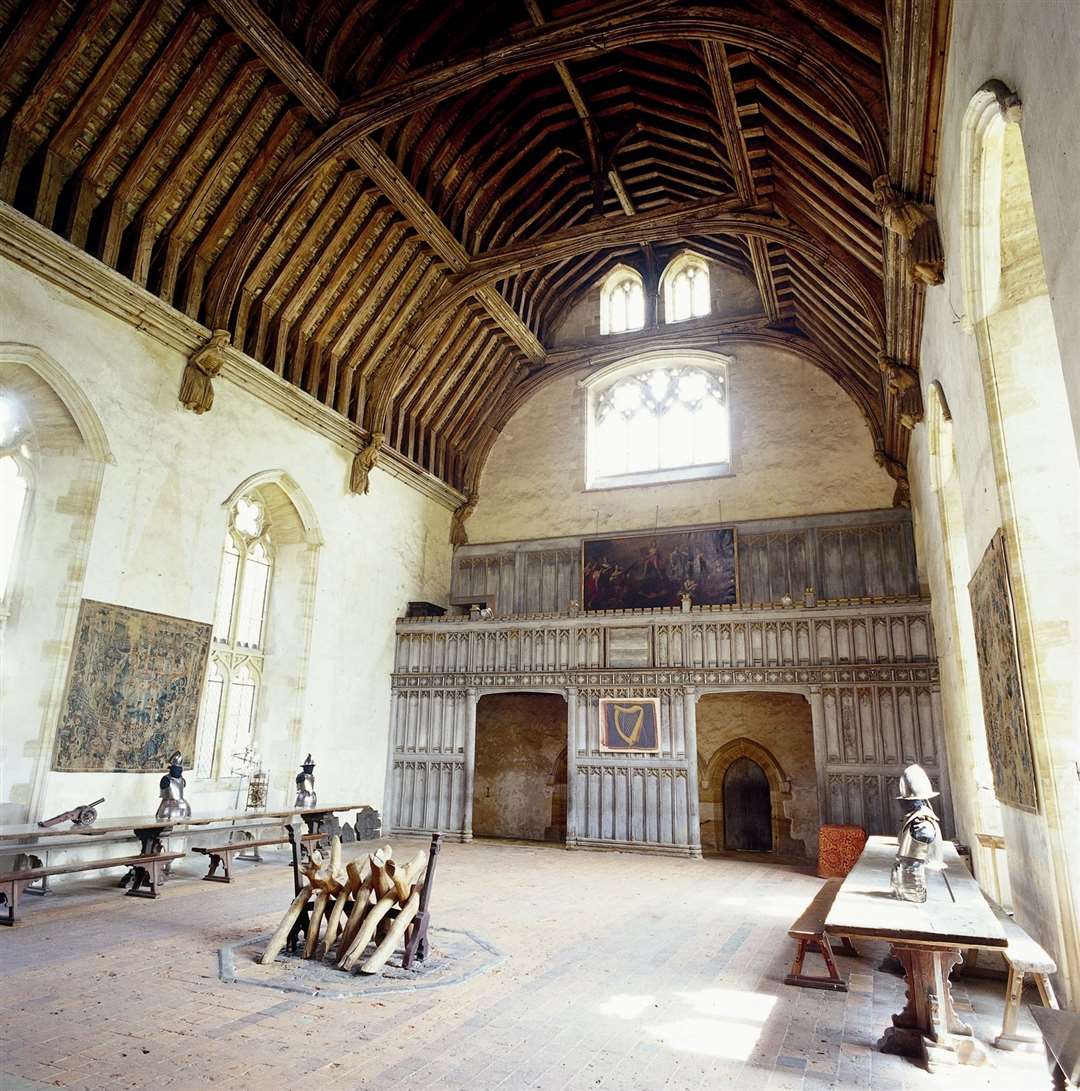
[0,839,1052,1090]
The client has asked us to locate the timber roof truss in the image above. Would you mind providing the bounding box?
[0,0,948,492]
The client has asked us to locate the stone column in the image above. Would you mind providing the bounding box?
[565,686,578,846]
[809,685,830,827]
[683,685,702,858]
[461,687,478,842]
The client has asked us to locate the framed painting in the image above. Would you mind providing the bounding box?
[53,599,213,772]
[582,525,737,610]
[599,697,661,754]
[967,531,1038,812]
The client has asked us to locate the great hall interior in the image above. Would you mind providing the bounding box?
[0,1,1078,1088]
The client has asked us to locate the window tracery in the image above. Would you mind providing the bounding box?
[600,266,645,334]
[196,495,274,778]
[588,358,731,486]
[662,253,710,322]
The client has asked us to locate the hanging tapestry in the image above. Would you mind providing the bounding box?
[967,532,1038,812]
[53,599,212,772]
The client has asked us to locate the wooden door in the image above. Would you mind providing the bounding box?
[723,757,772,851]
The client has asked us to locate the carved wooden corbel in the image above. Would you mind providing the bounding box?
[179,329,230,413]
[873,176,944,286]
[874,443,911,509]
[449,492,478,547]
[877,352,924,429]
[349,431,386,495]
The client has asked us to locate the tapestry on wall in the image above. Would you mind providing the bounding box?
[52,599,212,772]
[582,525,737,610]
[967,532,1038,812]
[599,697,661,753]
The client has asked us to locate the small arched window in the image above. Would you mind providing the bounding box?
[585,352,732,488]
[662,253,710,323]
[196,495,274,778]
[0,453,29,608]
[600,266,645,335]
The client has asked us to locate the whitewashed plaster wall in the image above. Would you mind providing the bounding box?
[0,255,451,826]
[907,0,1080,1003]
[470,343,894,543]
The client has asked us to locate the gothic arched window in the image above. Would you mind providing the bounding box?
[196,495,274,778]
[600,266,645,335]
[586,353,732,488]
[662,253,710,322]
[0,453,29,609]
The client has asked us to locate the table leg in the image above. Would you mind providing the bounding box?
[879,944,988,1071]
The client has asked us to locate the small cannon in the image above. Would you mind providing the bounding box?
[37,798,105,829]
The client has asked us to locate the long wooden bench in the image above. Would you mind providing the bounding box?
[0,852,184,924]
[1,832,137,896]
[784,879,859,991]
[983,895,1060,1051]
[191,830,322,882]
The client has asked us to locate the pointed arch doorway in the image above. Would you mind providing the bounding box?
[723,756,773,851]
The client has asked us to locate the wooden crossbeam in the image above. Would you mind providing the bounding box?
[207,0,543,363]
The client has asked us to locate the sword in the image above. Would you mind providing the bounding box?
[940,864,956,903]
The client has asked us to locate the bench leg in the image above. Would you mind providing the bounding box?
[1034,973,1059,1010]
[994,964,1043,1051]
[125,860,165,899]
[0,880,19,925]
[784,934,848,992]
[203,851,233,883]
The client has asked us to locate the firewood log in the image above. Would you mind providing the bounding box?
[358,888,421,975]
[372,859,395,900]
[392,848,427,903]
[303,890,330,958]
[338,852,429,971]
[318,891,350,959]
[260,883,312,964]
[336,877,374,954]
[338,893,396,971]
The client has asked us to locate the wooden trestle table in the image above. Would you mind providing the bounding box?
[825,835,1007,1072]
[0,802,367,896]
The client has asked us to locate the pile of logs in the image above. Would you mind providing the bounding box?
[260,837,429,976]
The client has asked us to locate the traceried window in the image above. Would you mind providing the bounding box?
[662,253,710,322]
[0,454,29,608]
[600,266,645,334]
[587,356,731,487]
[196,495,274,778]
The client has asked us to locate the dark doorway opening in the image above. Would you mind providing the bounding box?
[723,756,772,851]
[473,692,567,843]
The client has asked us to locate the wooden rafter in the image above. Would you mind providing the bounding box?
[702,40,780,321]
[206,0,542,362]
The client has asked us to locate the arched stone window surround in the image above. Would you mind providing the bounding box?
[0,344,112,821]
[659,250,711,323]
[599,263,646,335]
[958,81,1080,991]
[700,736,796,855]
[198,470,323,800]
[581,347,734,489]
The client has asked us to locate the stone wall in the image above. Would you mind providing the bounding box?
[696,692,817,858]
[472,692,567,842]
[906,0,1080,1003]
[470,341,894,543]
[0,253,452,825]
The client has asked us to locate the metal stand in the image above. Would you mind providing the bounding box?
[402,831,442,969]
